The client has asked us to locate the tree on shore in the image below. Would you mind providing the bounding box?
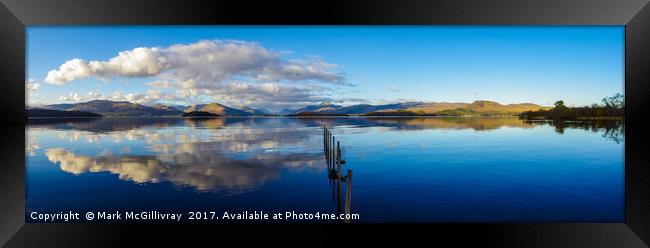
[520,94,624,120]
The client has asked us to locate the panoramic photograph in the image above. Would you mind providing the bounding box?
[25,26,624,223]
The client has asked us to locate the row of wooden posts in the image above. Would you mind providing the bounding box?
[323,126,353,223]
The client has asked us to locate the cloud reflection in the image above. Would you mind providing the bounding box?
[45,147,322,193]
[41,119,324,194]
[33,116,623,194]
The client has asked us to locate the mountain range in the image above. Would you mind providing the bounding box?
[45,100,184,117]
[29,100,547,117]
[284,100,546,116]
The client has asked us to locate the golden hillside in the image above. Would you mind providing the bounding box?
[186,103,252,116]
[403,102,468,113]
[402,100,547,115]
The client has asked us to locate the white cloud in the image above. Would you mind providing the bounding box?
[255,59,347,84]
[58,93,82,102]
[387,86,400,93]
[146,80,172,88]
[180,81,335,109]
[87,91,102,98]
[44,40,353,108]
[44,40,348,86]
[45,59,94,85]
[26,79,39,95]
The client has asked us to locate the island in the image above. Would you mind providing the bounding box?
[182,111,222,117]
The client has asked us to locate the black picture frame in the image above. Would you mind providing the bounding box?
[1,0,649,246]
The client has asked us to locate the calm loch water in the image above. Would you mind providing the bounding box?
[26,117,624,222]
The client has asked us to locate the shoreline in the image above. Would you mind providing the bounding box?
[521,116,624,121]
[27,115,625,120]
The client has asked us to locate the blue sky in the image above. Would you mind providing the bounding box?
[26,26,624,111]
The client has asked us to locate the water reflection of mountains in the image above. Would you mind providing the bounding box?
[29,116,624,134]
[32,118,328,193]
[32,116,623,194]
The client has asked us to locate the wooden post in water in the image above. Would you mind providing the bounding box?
[327,131,330,168]
[345,169,353,223]
[322,126,352,223]
[331,135,335,173]
[325,130,331,169]
[330,134,333,172]
[325,129,332,167]
[323,126,327,170]
[336,141,342,222]
[327,131,331,169]
[326,128,330,171]
[337,141,342,182]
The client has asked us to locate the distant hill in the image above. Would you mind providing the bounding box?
[153,104,183,112]
[323,102,422,115]
[27,108,103,118]
[279,108,300,115]
[286,101,462,116]
[257,108,272,114]
[182,111,221,117]
[38,99,546,118]
[323,104,379,115]
[401,102,468,114]
[185,103,253,116]
[40,100,272,117]
[238,106,271,115]
[42,100,183,117]
[286,102,342,115]
[461,101,546,115]
[308,100,546,116]
[43,103,76,111]
[170,105,189,111]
